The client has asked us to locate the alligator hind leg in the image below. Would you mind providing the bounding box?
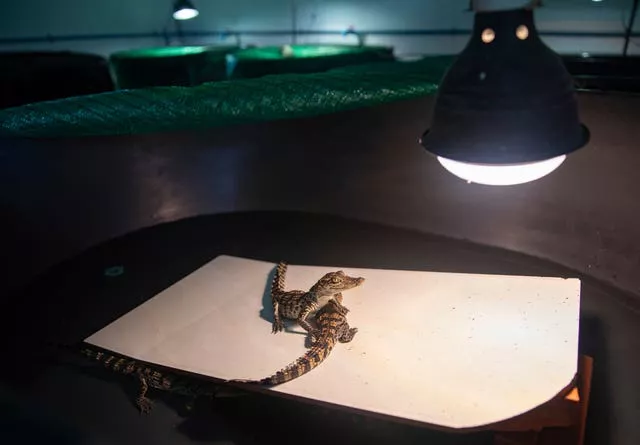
[338,327,358,343]
[135,372,154,414]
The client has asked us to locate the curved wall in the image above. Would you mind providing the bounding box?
[1,92,639,298]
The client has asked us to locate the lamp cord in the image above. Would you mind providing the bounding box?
[622,0,639,55]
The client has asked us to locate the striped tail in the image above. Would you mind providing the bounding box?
[272,261,288,295]
[79,347,136,374]
[246,335,337,387]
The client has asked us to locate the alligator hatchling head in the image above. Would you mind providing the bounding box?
[313,270,365,296]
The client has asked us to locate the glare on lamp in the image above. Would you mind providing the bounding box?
[420,7,589,186]
[173,0,199,20]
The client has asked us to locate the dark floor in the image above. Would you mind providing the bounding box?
[0,212,638,445]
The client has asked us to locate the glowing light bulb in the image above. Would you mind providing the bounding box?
[173,8,199,20]
[436,155,567,186]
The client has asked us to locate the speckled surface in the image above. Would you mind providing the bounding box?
[85,255,580,430]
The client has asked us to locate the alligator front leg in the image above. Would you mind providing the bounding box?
[298,303,320,344]
[331,293,349,315]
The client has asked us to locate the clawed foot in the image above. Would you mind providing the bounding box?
[271,320,285,334]
[306,329,321,347]
[136,396,153,414]
[339,327,358,343]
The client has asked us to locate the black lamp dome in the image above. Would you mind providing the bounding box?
[420,8,589,165]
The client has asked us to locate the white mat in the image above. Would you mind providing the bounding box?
[85,255,580,429]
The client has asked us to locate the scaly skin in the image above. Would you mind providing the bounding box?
[271,262,364,343]
[231,296,357,386]
[79,347,219,414]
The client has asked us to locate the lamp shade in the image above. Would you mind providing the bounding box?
[420,8,589,165]
[173,0,199,20]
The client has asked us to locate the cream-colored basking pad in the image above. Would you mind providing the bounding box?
[85,255,580,430]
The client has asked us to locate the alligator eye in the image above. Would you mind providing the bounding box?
[331,276,341,284]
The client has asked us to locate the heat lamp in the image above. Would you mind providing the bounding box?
[420,0,589,186]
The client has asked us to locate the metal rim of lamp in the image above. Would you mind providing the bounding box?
[173,0,199,20]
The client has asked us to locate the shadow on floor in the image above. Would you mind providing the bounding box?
[259,266,277,324]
